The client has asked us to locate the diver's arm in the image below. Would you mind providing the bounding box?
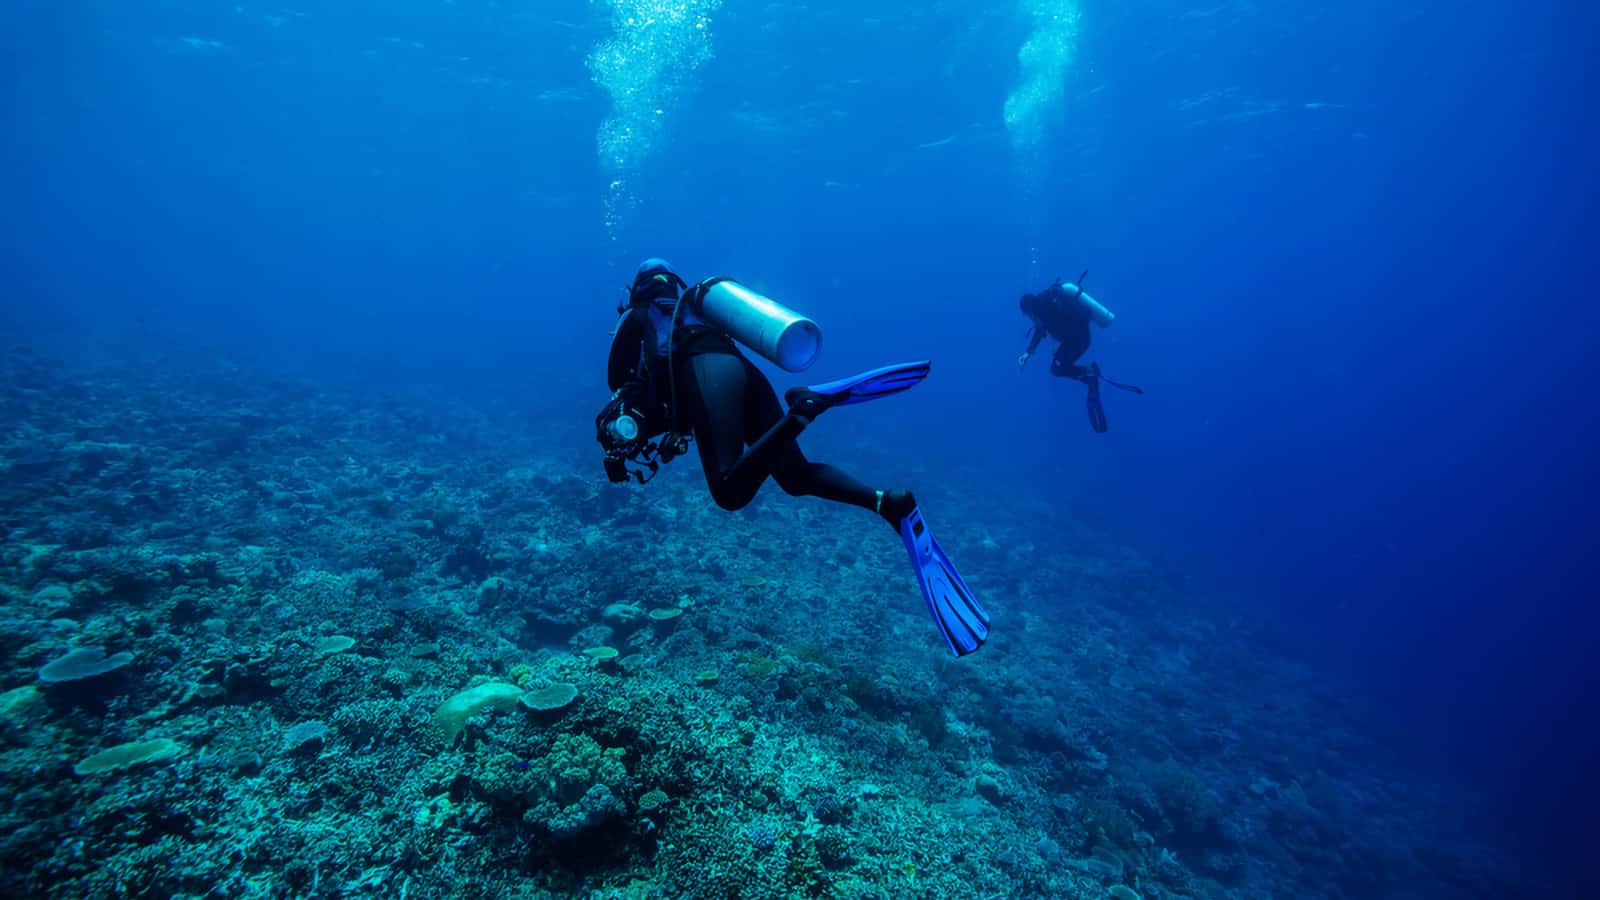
[606,309,647,391]
[1019,322,1045,366]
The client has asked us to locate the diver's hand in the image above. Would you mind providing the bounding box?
[1017,352,1031,368]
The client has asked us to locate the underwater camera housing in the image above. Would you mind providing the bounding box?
[596,385,682,484]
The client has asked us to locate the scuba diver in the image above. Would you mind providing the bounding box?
[596,258,989,656]
[1017,274,1143,433]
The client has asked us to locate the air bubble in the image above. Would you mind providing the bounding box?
[588,0,724,231]
[1004,0,1082,179]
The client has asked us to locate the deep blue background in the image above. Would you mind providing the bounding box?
[3,0,1595,890]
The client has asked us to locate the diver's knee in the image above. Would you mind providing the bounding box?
[708,483,753,512]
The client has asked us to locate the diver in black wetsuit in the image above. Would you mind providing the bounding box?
[602,258,914,526]
[1018,281,1094,380]
[597,258,992,657]
[1018,278,1142,432]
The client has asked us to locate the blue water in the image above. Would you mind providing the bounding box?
[4,0,1595,894]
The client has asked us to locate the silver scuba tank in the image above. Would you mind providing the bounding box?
[694,279,822,373]
[1061,282,1115,327]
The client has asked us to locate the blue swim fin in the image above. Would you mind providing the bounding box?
[897,504,990,657]
[785,360,931,415]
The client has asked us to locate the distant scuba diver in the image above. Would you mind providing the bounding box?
[596,258,990,656]
[1017,273,1143,432]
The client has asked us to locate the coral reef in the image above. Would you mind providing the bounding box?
[0,347,1527,898]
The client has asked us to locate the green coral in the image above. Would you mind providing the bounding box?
[813,825,852,870]
[521,683,578,712]
[547,733,627,804]
[433,682,523,743]
[787,641,838,669]
[314,635,355,656]
[0,685,45,725]
[74,738,185,775]
[741,652,780,679]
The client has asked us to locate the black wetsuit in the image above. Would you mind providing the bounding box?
[1022,281,1138,432]
[608,301,879,513]
[1023,284,1094,379]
